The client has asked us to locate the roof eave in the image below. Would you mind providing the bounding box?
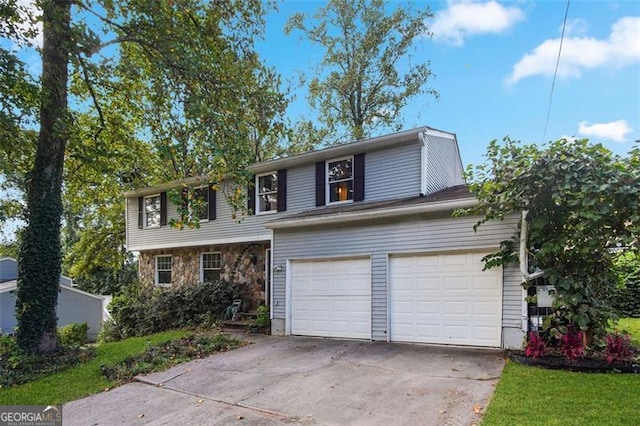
[265,197,478,230]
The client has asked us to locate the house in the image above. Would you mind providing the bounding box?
[124,126,525,349]
[0,257,104,340]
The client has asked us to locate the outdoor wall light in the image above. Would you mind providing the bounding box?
[273,265,284,272]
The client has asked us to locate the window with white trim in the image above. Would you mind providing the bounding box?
[256,172,278,214]
[145,195,161,227]
[327,156,353,204]
[201,252,221,282]
[155,255,172,286]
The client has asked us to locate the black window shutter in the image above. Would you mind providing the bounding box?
[137,197,143,229]
[247,175,255,215]
[353,153,365,202]
[277,169,287,212]
[160,191,168,226]
[208,187,216,220]
[315,161,325,206]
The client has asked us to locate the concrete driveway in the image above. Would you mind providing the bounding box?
[63,335,505,425]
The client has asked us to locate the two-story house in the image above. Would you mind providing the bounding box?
[125,126,525,349]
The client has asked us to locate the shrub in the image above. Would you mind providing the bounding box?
[57,323,88,346]
[605,333,634,364]
[254,304,270,330]
[610,252,640,317]
[104,280,242,340]
[525,332,546,358]
[560,329,584,361]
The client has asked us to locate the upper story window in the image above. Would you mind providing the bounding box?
[192,187,211,221]
[256,173,278,214]
[145,195,161,228]
[327,156,353,204]
[155,255,172,286]
[201,252,221,282]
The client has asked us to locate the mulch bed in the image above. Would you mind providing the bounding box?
[509,352,640,374]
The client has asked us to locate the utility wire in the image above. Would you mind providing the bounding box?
[542,0,571,142]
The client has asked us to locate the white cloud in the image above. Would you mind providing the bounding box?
[508,16,640,84]
[431,0,525,46]
[577,120,632,142]
[562,18,588,37]
[14,0,42,48]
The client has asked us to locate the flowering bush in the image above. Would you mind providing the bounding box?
[605,333,634,364]
[525,332,546,358]
[560,329,584,361]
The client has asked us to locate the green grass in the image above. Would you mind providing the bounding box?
[615,318,640,346]
[0,329,188,405]
[482,361,640,426]
[483,319,640,425]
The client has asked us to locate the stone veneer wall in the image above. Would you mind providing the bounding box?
[138,242,269,310]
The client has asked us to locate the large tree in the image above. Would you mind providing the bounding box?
[464,138,639,343]
[2,0,287,352]
[285,0,438,143]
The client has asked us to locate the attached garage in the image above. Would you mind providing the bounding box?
[389,252,502,347]
[291,257,371,339]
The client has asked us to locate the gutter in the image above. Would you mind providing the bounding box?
[265,197,478,230]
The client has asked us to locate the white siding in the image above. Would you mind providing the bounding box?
[57,288,104,340]
[272,214,520,341]
[0,292,17,333]
[365,142,422,202]
[0,258,18,281]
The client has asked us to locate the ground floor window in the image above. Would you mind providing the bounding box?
[201,252,222,282]
[155,255,172,286]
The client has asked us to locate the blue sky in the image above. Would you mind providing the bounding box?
[257,0,640,167]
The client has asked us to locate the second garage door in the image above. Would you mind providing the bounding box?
[291,257,371,339]
[389,252,502,347]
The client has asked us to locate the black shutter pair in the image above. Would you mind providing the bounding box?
[315,153,365,206]
[247,169,287,214]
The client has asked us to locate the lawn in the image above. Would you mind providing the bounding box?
[483,318,640,425]
[0,329,188,405]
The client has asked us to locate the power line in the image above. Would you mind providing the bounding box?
[542,0,571,143]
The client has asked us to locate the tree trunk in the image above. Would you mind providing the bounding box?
[15,0,70,353]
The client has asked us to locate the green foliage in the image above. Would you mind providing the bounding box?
[285,0,437,143]
[104,280,242,340]
[100,333,241,384]
[72,261,138,296]
[0,335,95,388]
[610,251,640,317]
[254,304,270,330]
[57,323,88,347]
[463,138,640,342]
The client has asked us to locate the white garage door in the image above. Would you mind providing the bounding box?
[390,252,502,347]
[291,258,371,339]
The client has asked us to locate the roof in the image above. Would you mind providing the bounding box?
[248,126,454,174]
[0,280,104,300]
[265,185,477,230]
[124,126,456,197]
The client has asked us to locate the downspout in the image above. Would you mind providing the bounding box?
[520,210,544,332]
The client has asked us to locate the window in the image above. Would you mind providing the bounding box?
[256,173,278,214]
[192,187,210,221]
[201,252,221,282]
[155,255,172,286]
[327,157,353,203]
[145,195,161,227]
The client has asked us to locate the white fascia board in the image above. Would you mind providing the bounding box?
[124,175,210,198]
[424,127,456,140]
[127,233,273,252]
[61,285,105,301]
[265,197,478,230]
[248,127,448,175]
[419,132,427,196]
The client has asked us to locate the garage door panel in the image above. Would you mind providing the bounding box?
[292,258,371,339]
[390,253,502,347]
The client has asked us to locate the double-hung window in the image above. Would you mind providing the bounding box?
[327,156,353,204]
[145,195,161,227]
[256,173,278,214]
[201,252,221,282]
[155,255,172,286]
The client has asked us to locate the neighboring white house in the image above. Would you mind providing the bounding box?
[0,257,104,340]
